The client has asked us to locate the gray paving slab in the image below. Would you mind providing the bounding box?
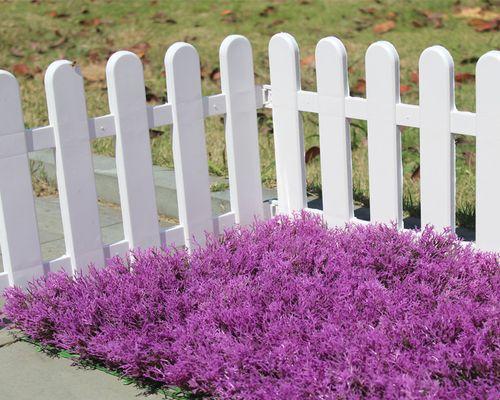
[0,335,165,400]
[0,195,175,273]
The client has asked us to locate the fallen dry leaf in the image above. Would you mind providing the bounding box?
[359,7,377,15]
[455,72,475,83]
[220,9,233,16]
[468,18,500,32]
[81,63,106,83]
[305,146,320,163]
[410,71,419,84]
[301,54,315,67]
[386,11,398,20]
[48,10,69,18]
[49,36,67,49]
[259,5,276,17]
[400,84,412,93]
[454,6,500,20]
[149,129,164,139]
[12,63,32,77]
[351,78,366,95]
[127,42,151,59]
[411,165,420,181]
[210,68,220,82]
[10,47,24,58]
[373,20,395,34]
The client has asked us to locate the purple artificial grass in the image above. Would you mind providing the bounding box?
[3,213,499,399]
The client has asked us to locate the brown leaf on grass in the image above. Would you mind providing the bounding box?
[259,5,276,17]
[152,11,177,24]
[460,56,479,65]
[210,68,220,82]
[149,129,164,139]
[49,36,67,49]
[351,78,366,96]
[81,63,106,83]
[386,11,398,20]
[455,72,475,83]
[454,6,500,20]
[221,9,233,16]
[305,146,320,163]
[300,54,315,67]
[410,71,419,84]
[48,10,69,18]
[10,47,24,58]
[468,18,500,32]
[145,86,160,103]
[268,19,284,28]
[373,20,395,34]
[411,165,420,181]
[419,10,444,28]
[400,84,412,93]
[412,20,425,28]
[127,42,151,59]
[12,63,32,77]
[359,7,377,15]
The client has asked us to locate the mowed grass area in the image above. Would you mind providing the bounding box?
[1,0,498,229]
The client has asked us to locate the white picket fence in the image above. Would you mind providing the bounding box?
[0,33,499,290]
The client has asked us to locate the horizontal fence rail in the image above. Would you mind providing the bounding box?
[0,33,499,290]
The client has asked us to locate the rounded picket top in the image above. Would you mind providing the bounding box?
[269,32,300,70]
[315,36,347,65]
[315,37,349,96]
[164,42,201,97]
[106,50,143,79]
[366,40,399,62]
[0,71,24,134]
[419,45,454,89]
[44,60,82,90]
[220,34,252,60]
[476,50,500,78]
[0,70,20,93]
[365,41,400,98]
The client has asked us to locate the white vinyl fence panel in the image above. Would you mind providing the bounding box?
[0,33,498,290]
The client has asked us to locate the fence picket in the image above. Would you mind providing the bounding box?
[419,46,455,231]
[366,41,403,227]
[0,71,43,286]
[45,61,105,273]
[106,51,160,249]
[220,35,264,225]
[269,33,307,214]
[315,37,353,226]
[476,51,500,251]
[165,43,213,248]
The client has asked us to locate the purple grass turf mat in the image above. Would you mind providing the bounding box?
[3,213,499,399]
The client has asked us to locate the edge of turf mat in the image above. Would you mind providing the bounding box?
[19,334,201,400]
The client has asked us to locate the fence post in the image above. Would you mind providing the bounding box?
[165,43,213,248]
[365,41,403,227]
[419,46,455,231]
[45,61,104,273]
[315,37,353,226]
[476,51,500,251]
[269,33,307,214]
[0,71,43,287]
[220,35,264,225]
[106,51,160,250]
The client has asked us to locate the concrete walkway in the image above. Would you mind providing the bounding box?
[0,195,175,272]
[0,329,166,400]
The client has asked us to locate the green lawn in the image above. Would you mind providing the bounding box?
[1,0,498,229]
